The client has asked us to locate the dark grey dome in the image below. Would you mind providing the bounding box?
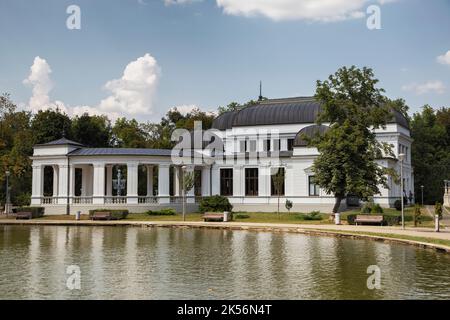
[294,125,329,147]
[211,97,409,130]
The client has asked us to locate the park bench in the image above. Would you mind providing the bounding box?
[15,211,33,220]
[355,215,383,226]
[203,212,224,222]
[91,211,112,221]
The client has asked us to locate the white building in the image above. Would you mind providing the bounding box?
[30,97,414,215]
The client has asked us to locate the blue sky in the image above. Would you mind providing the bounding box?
[0,0,449,121]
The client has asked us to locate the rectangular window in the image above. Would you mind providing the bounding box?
[220,169,233,196]
[239,140,246,153]
[309,176,320,196]
[271,168,285,196]
[273,139,280,151]
[249,140,257,152]
[287,138,295,151]
[264,139,271,152]
[245,168,259,196]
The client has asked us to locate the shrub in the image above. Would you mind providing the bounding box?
[394,200,402,211]
[14,193,31,207]
[88,209,129,220]
[414,204,422,227]
[235,214,250,219]
[371,203,383,214]
[361,204,371,213]
[199,195,233,213]
[146,208,176,216]
[435,202,443,219]
[346,214,358,225]
[14,206,45,218]
[296,211,323,221]
[285,200,293,213]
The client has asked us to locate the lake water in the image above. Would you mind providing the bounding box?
[1,225,449,300]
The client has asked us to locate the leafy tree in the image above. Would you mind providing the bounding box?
[112,118,148,148]
[285,199,293,213]
[217,98,266,115]
[72,113,112,147]
[310,66,395,213]
[411,106,450,204]
[31,108,72,144]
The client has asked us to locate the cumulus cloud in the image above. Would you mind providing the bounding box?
[23,54,161,120]
[437,50,450,66]
[402,81,446,95]
[23,56,54,112]
[98,53,160,115]
[164,0,398,22]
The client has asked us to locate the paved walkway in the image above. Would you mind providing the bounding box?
[1,218,449,252]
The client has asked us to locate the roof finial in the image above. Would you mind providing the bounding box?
[258,81,263,101]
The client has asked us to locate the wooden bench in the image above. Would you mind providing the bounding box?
[203,212,225,222]
[91,212,112,221]
[16,212,33,220]
[355,215,383,226]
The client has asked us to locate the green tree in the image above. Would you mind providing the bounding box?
[31,108,72,144]
[217,98,265,115]
[112,118,148,148]
[310,66,395,213]
[72,113,112,147]
[411,106,450,204]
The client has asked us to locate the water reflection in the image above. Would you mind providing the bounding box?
[0,225,449,300]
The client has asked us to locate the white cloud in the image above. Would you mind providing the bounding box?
[402,80,446,95]
[23,54,161,121]
[23,56,54,112]
[164,0,397,22]
[437,50,450,66]
[98,53,161,115]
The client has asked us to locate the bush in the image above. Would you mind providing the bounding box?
[361,201,383,214]
[414,204,422,227]
[199,195,233,213]
[146,208,176,216]
[235,214,250,219]
[346,214,358,225]
[14,206,45,218]
[371,203,383,214]
[88,209,129,220]
[14,193,31,207]
[285,200,293,213]
[394,200,402,211]
[296,211,323,221]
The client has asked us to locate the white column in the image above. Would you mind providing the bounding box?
[158,164,170,204]
[69,165,76,202]
[127,162,139,204]
[174,166,181,196]
[58,164,69,204]
[259,165,270,197]
[211,166,220,195]
[185,166,195,203]
[280,139,288,151]
[31,164,44,205]
[106,165,113,196]
[233,165,243,197]
[92,163,105,204]
[52,165,59,197]
[201,166,211,196]
[146,165,153,196]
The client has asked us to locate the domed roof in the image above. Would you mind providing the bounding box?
[212,97,409,130]
[294,125,329,147]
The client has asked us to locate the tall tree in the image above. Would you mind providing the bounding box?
[310,66,395,213]
[112,118,149,148]
[31,108,72,144]
[72,113,112,147]
[411,105,450,204]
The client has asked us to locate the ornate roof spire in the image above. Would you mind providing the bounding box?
[258,81,263,101]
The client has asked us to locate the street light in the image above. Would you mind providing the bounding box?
[181,166,187,222]
[398,153,406,230]
[4,170,11,215]
[420,185,424,207]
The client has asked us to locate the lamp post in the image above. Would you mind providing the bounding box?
[182,166,187,222]
[399,153,406,230]
[4,170,11,215]
[420,185,424,207]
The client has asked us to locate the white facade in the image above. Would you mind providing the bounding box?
[30,97,414,214]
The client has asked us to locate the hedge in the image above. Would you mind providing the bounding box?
[199,195,233,213]
[88,209,129,220]
[14,206,45,218]
[146,208,176,216]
